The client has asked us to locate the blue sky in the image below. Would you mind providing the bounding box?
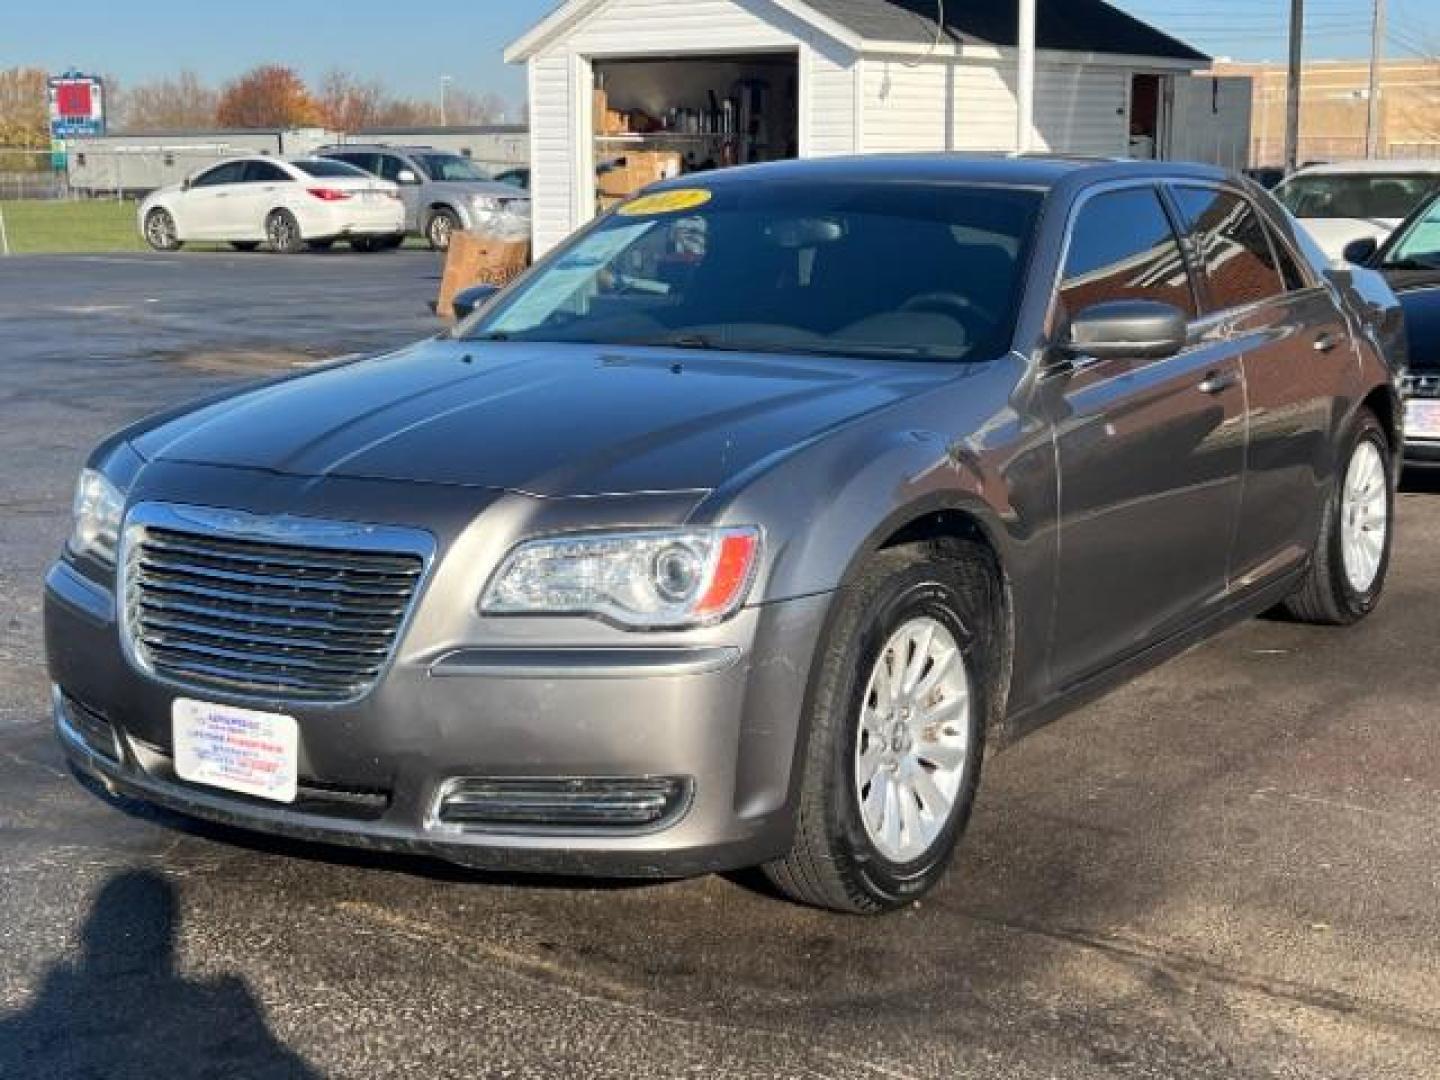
[3,0,1437,115]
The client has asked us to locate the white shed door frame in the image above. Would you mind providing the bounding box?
[567,43,808,234]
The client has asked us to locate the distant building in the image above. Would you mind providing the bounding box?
[1212,58,1440,166]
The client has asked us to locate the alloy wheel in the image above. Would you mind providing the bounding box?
[854,615,971,863]
[1340,438,1388,594]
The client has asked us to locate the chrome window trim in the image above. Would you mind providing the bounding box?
[117,502,437,710]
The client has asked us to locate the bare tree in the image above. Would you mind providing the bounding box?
[371,98,442,128]
[317,70,386,133]
[441,87,510,126]
[120,71,218,131]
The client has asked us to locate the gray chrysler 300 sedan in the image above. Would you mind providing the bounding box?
[47,156,1404,913]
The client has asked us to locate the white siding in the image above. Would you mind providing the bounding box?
[528,54,577,256]
[562,0,797,55]
[804,45,859,157]
[1034,63,1129,156]
[859,52,1129,157]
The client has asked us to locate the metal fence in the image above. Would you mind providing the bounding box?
[0,149,71,200]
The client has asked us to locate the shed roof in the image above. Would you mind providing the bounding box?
[509,0,1207,63]
[806,0,1207,61]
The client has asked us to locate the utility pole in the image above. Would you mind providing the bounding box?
[440,75,453,127]
[1366,0,1387,158]
[1017,0,1036,152]
[1284,0,1304,173]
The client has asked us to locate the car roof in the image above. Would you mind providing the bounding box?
[1285,160,1440,177]
[652,153,1233,192]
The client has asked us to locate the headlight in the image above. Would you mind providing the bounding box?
[470,194,500,213]
[481,527,762,629]
[69,469,125,566]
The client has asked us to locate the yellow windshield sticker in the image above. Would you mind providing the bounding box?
[618,189,713,217]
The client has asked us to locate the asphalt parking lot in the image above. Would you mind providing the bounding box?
[1,251,1438,1079]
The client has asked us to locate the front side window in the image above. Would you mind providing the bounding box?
[375,155,410,182]
[466,182,1043,362]
[191,161,246,188]
[415,154,491,183]
[1275,173,1438,220]
[1058,187,1197,321]
[1172,187,1285,311]
[1382,196,1440,269]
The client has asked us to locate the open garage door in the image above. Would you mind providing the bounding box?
[591,53,799,212]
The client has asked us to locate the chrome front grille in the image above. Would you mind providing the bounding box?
[122,505,431,704]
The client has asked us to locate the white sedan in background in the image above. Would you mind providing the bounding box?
[1274,160,1440,259]
[138,157,407,254]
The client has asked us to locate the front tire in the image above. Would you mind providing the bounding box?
[265,210,304,255]
[763,540,1002,914]
[143,209,181,252]
[1283,409,1394,625]
[426,208,460,251]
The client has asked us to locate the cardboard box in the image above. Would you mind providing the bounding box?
[436,231,531,320]
[596,150,683,198]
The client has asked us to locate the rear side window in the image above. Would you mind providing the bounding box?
[192,161,246,188]
[242,160,289,184]
[375,155,411,182]
[292,159,366,179]
[1059,187,1197,320]
[1172,187,1285,311]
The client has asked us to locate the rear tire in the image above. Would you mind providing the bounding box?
[763,539,1002,914]
[229,241,259,252]
[1283,409,1393,625]
[426,208,460,251]
[265,210,304,255]
[143,208,181,252]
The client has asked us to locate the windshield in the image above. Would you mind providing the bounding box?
[416,154,491,182]
[292,159,367,179]
[1276,173,1438,220]
[1381,195,1440,270]
[463,182,1042,362]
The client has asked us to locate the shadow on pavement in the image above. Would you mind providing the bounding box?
[0,869,319,1080]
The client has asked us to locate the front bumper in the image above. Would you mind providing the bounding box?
[46,554,829,878]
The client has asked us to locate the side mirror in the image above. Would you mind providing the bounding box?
[1059,300,1188,363]
[396,169,420,186]
[1342,236,1379,266]
[181,177,192,191]
[452,284,501,321]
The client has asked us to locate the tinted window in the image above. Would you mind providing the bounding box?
[1275,173,1438,220]
[415,154,490,182]
[328,152,377,174]
[191,161,246,188]
[471,183,1043,362]
[1172,187,1285,310]
[375,155,411,182]
[242,160,289,184]
[1059,187,1196,320]
[291,159,366,179]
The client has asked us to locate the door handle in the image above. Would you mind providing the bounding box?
[1313,332,1341,353]
[1198,370,1239,395]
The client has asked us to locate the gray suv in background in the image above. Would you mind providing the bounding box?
[319,144,530,250]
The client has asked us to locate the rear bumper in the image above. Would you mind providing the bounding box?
[309,200,406,239]
[46,558,829,877]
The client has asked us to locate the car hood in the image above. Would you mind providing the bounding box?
[431,180,529,200]
[130,339,960,497]
[1298,216,1401,260]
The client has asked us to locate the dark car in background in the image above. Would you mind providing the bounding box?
[1345,191,1440,468]
[47,156,1402,914]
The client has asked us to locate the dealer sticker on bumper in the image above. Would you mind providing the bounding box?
[173,698,298,804]
[1407,398,1440,441]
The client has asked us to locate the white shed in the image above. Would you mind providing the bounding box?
[507,0,1250,255]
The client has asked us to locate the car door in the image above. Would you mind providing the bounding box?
[374,153,422,232]
[176,161,247,239]
[236,160,292,239]
[1046,184,1249,689]
[1170,183,1357,588]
